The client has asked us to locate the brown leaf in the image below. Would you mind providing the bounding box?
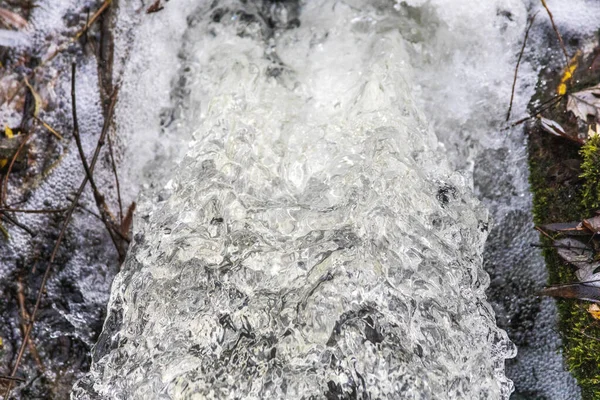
[541,283,600,303]
[541,221,588,235]
[567,84,600,122]
[583,215,600,234]
[0,8,27,29]
[146,0,164,14]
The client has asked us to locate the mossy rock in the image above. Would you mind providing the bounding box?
[527,43,600,398]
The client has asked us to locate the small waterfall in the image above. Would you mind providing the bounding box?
[73,1,526,398]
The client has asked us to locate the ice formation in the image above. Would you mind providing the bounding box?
[72,0,524,398]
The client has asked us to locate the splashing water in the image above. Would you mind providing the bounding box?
[72,0,525,398]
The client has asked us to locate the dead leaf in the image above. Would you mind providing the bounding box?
[539,117,584,144]
[541,221,588,234]
[567,84,600,122]
[146,0,164,14]
[540,117,566,137]
[555,237,594,268]
[0,8,27,29]
[589,303,600,319]
[583,215,600,234]
[557,51,580,96]
[542,282,600,303]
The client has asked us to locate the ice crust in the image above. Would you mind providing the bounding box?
[72,1,525,398]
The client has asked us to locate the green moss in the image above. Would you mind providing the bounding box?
[528,125,600,399]
[580,134,600,211]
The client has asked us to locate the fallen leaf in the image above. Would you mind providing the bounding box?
[146,0,164,14]
[539,117,584,144]
[583,215,600,233]
[541,221,588,234]
[589,303,600,319]
[542,282,600,303]
[567,83,600,122]
[555,237,594,269]
[540,117,566,137]
[557,52,580,96]
[0,8,27,29]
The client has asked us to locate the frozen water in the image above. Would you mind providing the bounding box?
[72,0,526,398]
[0,29,29,48]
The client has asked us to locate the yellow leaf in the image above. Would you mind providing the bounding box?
[557,51,581,95]
[1,125,15,168]
[557,83,567,96]
[588,303,600,320]
[24,77,42,117]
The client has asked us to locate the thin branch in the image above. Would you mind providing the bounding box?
[34,116,63,140]
[535,225,555,241]
[4,85,121,398]
[0,375,25,383]
[75,0,112,41]
[507,12,537,122]
[71,63,124,260]
[1,213,35,237]
[540,0,569,65]
[107,131,123,225]
[0,208,67,214]
[16,276,44,371]
[69,196,130,243]
[506,95,563,128]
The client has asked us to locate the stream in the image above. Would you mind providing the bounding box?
[58,0,597,398]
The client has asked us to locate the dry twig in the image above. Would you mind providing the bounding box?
[507,12,537,122]
[540,0,569,65]
[3,85,120,399]
[16,277,44,371]
[71,63,125,260]
[0,208,67,214]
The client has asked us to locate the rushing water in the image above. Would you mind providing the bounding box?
[71,0,530,398]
